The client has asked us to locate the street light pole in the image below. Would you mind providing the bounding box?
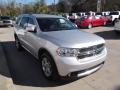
[54,0,56,12]
[97,0,102,12]
[19,3,23,14]
[103,0,106,11]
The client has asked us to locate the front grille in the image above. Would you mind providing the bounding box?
[77,44,104,59]
[3,21,10,23]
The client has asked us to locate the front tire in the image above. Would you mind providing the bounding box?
[39,52,60,80]
[88,23,92,29]
[103,21,106,26]
[113,19,117,25]
[15,36,23,51]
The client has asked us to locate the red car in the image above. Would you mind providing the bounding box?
[75,16,107,29]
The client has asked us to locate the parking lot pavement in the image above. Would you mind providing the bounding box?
[0,27,15,90]
[81,27,120,90]
[0,26,120,90]
[0,44,15,90]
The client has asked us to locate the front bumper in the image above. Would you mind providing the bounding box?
[77,22,88,28]
[70,62,104,78]
[55,48,107,77]
[0,23,13,26]
[0,21,13,26]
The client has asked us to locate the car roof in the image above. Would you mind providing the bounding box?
[23,14,63,18]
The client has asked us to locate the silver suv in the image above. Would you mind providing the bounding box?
[14,14,107,80]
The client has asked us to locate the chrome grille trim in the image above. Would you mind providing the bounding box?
[77,44,104,59]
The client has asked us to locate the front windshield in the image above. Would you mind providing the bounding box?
[37,18,77,32]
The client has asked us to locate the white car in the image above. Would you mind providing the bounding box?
[85,11,96,16]
[77,12,86,18]
[107,11,120,25]
[102,11,110,16]
[96,12,103,17]
[114,17,120,34]
[0,16,13,26]
[68,13,82,20]
[96,11,110,17]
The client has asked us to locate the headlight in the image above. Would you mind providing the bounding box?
[57,48,79,57]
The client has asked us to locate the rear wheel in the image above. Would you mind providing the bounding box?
[88,23,92,29]
[103,21,106,26]
[113,19,118,25]
[39,52,60,80]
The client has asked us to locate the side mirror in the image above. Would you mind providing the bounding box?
[26,24,36,32]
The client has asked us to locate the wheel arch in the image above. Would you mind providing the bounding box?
[38,48,60,77]
[38,48,58,70]
[38,48,53,59]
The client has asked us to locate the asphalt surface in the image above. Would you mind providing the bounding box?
[0,26,120,90]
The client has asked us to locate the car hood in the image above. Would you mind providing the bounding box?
[41,30,105,48]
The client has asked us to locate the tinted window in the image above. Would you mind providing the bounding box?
[96,12,102,15]
[69,13,73,16]
[37,18,77,32]
[110,12,119,15]
[20,17,29,28]
[77,13,81,16]
[28,18,35,25]
[85,12,90,15]
[0,16,10,20]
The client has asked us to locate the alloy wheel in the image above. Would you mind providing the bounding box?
[41,57,52,77]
